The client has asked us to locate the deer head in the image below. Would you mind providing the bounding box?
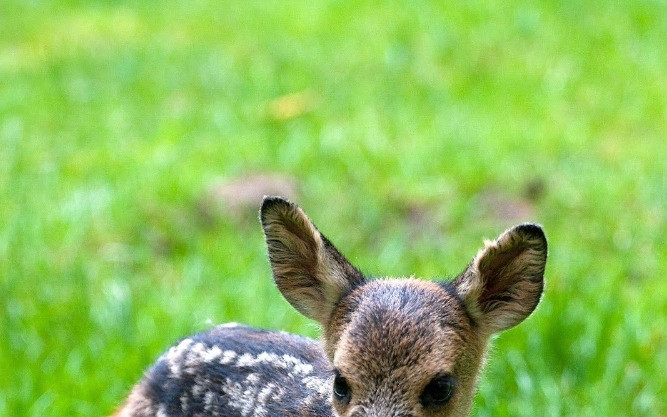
[261,196,547,417]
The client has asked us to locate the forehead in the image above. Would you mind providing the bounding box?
[333,279,471,376]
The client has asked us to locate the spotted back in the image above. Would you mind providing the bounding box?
[114,324,334,417]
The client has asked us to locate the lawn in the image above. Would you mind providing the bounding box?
[0,0,665,416]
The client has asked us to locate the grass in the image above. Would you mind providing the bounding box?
[1,0,665,416]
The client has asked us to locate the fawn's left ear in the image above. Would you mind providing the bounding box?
[260,196,365,324]
[454,224,547,333]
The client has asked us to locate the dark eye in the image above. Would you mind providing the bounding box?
[420,374,456,408]
[333,371,351,404]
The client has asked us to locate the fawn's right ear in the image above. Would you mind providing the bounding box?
[260,197,365,324]
[454,224,547,333]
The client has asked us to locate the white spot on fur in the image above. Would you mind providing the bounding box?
[223,378,271,417]
[202,344,223,362]
[156,404,169,417]
[203,390,216,412]
[192,378,204,397]
[300,375,331,409]
[237,353,255,367]
[184,342,207,370]
[220,350,238,364]
[164,338,194,377]
[180,393,188,412]
[257,383,278,404]
[302,375,330,395]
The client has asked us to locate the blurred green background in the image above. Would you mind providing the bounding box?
[1,0,665,416]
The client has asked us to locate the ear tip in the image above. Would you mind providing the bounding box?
[260,195,294,216]
[259,195,299,227]
[512,223,547,249]
[514,222,545,236]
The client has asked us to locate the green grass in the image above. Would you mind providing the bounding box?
[1,0,665,416]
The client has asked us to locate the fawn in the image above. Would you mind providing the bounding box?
[113,196,547,417]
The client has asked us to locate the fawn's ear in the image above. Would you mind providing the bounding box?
[454,224,547,333]
[260,197,365,324]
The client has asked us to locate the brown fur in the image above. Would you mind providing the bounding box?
[327,279,484,417]
[262,197,547,417]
